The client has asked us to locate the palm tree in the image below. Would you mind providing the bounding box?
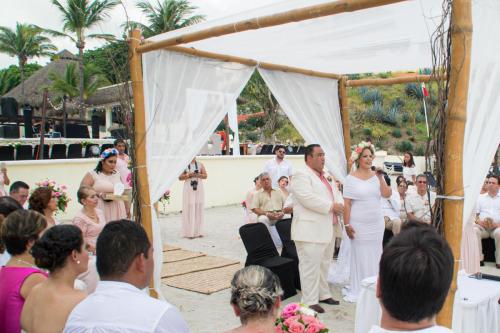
[128,0,205,37]
[0,23,57,104]
[50,0,118,119]
[49,62,109,102]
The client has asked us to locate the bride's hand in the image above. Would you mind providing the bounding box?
[345,225,355,239]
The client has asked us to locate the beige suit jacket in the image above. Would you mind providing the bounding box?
[291,167,335,244]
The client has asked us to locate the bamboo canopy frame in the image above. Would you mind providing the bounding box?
[129,0,472,325]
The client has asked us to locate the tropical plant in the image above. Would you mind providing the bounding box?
[128,0,205,37]
[361,88,383,104]
[396,140,413,152]
[0,69,18,95]
[83,40,129,84]
[392,128,402,138]
[0,23,57,104]
[50,0,118,118]
[48,62,109,101]
[405,83,423,99]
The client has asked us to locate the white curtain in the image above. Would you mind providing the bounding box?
[228,101,240,156]
[258,69,347,182]
[142,50,255,296]
[462,0,500,225]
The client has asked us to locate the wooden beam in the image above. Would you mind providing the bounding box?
[338,76,351,171]
[347,75,433,87]
[437,0,472,327]
[165,46,341,79]
[129,29,158,299]
[136,0,406,54]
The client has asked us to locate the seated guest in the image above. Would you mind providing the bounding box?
[396,179,409,223]
[225,265,282,333]
[21,225,88,333]
[473,174,500,268]
[370,221,453,333]
[72,186,106,254]
[278,176,290,199]
[381,175,402,235]
[29,187,58,227]
[0,197,23,265]
[251,172,286,247]
[244,176,261,224]
[63,220,189,333]
[0,210,47,333]
[405,174,436,224]
[9,181,30,207]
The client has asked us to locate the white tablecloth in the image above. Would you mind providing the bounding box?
[355,272,500,333]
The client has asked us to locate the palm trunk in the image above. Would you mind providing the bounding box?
[78,45,85,120]
[19,59,25,106]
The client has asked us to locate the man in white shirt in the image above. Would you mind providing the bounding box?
[263,145,293,188]
[64,220,190,333]
[406,174,436,224]
[370,222,453,333]
[473,174,500,268]
[381,175,402,235]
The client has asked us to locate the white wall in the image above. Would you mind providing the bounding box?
[4,155,428,219]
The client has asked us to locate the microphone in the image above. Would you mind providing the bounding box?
[371,166,385,175]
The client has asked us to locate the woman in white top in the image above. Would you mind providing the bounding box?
[343,142,392,302]
[402,152,417,185]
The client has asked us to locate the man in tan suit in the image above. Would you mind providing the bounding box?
[291,144,343,313]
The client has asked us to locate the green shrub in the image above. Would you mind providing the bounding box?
[379,71,392,79]
[406,129,413,136]
[361,89,383,104]
[371,124,389,141]
[401,112,409,123]
[416,113,426,123]
[363,127,372,136]
[246,116,265,128]
[415,145,425,156]
[392,128,402,138]
[246,132,258,142]
[391,97,405,109]
[405,83,423,99]
[396,141,413,152]
[348,73,361,80]
[382,107,398,126]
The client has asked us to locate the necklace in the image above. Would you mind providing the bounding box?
[15,258,36,268]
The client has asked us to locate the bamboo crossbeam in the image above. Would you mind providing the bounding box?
[436,0,472,327]
[347,75,433,87]
[129,29,158,299]
[166,46,341,79]
[136,0,406,54]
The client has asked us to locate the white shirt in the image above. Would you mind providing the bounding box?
[403,166,417,182]
[381,190,401,220]
[369,325,452,333]
[476,192,500,223]
[406,191,437,223]
[263,157,293,188]
[64,281,190,333]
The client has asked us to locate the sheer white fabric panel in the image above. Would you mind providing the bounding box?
[258,69,346,182]
[228,101,240,156]
[148,0,442,74]
[142,50,254,297]
[142,50,254,201]
[462,0,500,226]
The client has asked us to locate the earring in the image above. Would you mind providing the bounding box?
[77,260,81,264]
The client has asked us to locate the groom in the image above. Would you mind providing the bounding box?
[291,144,343,313]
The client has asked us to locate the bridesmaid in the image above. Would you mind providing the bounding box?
[178,157,207,238]
[81,148,127,223]
[29,187,58,228]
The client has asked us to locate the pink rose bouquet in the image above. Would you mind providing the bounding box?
[35,179,71,214]
[275,303,328,333]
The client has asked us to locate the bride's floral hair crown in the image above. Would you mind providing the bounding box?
[100,148,118,160]
[350,141,375,163]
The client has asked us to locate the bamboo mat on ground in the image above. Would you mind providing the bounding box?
[163,249,206,263]
[162,263,243,294]
[161,255,239,278]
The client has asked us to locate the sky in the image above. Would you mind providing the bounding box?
[0,0,280,69]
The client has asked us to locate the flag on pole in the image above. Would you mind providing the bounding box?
[421,82,429,97]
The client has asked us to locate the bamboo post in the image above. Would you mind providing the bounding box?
[136,0,405,54]
[128,29,158,298]
[346,75,435,87]
[338,76,351,172]
[437,0,472,327]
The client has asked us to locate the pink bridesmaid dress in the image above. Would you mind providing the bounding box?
[88,170,126,223]
[181,162,205,238]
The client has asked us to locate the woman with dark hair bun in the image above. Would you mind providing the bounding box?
[80,148,127,222]
[21,225,88,333]
[0,196,22,266]
[29,187,58,227]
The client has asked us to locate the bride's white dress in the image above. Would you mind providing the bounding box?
[329,175,384,303]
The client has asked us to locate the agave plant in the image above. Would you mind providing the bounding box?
[405,83,423,99]
[361,88,383,104]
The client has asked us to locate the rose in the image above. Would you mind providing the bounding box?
[301,315,318,326]
[282,303,300,319]
[355,147,362,154]
[288,320,305,333]
[284,315,300,327]
[55,192,61,197]
[275,326,285,333]
[305,322,321,333]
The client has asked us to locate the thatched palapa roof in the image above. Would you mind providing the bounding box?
[4,50,78,108]
[86,81,133,108]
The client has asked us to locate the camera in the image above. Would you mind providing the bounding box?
[190,169,199,191]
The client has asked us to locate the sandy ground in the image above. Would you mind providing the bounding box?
[158,205,356,333]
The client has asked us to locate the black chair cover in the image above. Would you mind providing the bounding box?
[50,144,67,159]
[16,145,33,160]
[67,144,83,158]
[0,146,14,161]
[275,218,301,290]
